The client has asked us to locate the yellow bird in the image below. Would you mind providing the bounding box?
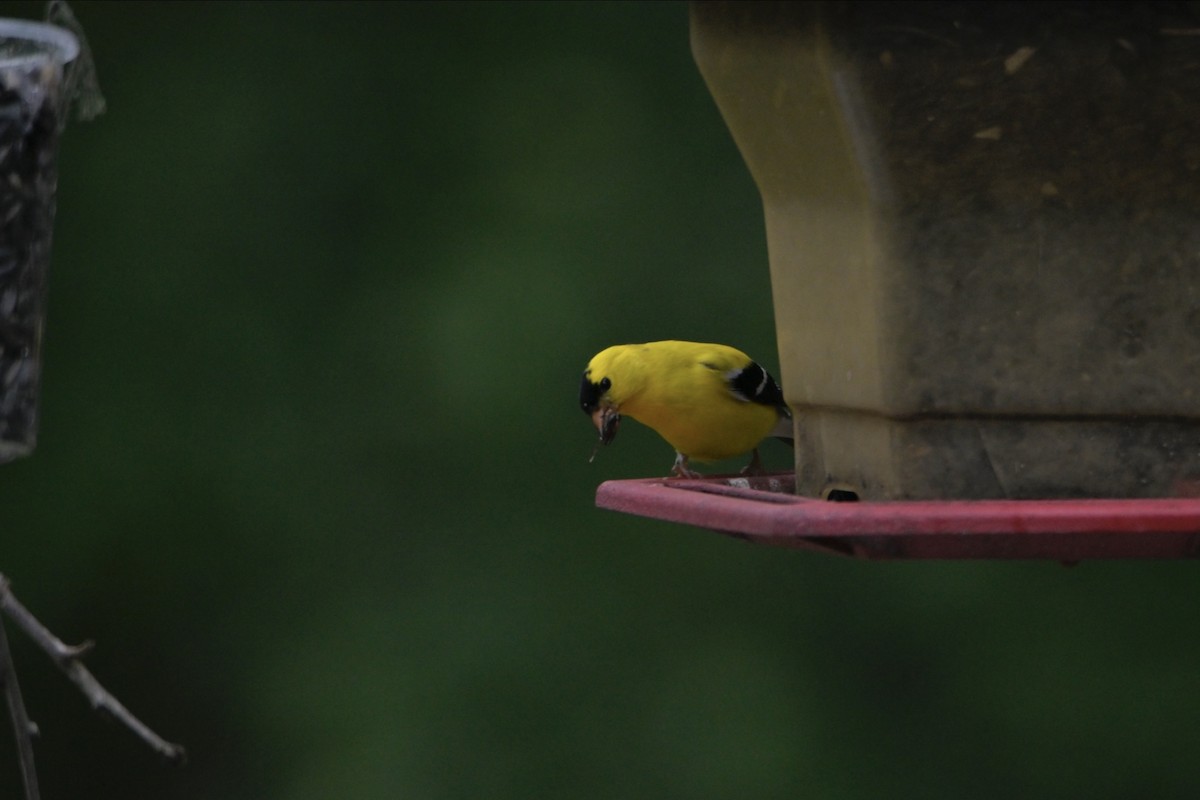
[580,340,792,477]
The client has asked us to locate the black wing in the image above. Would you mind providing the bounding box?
[727,361,791,418]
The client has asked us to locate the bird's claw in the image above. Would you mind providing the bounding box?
[741,448,765,476]
[670,453,702,479]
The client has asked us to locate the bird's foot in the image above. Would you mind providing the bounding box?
[670,453,702,479]
[741,448,765,476]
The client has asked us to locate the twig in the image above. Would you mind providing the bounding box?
[0,574,186,766]
[0,615,40,800]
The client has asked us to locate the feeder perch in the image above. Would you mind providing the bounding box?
[597,474,1200,560]
[595,2,1200,559]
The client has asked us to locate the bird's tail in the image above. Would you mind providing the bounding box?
[770,415,794,443]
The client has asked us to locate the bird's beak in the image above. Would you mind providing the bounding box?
[592,405,620,445]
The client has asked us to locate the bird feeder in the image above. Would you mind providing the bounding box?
[0,18,81,461]
[595,1,1200,558]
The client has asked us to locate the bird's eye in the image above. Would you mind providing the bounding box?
[600,377,611,391]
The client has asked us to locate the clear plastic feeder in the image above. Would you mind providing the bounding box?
[0,19,78,461]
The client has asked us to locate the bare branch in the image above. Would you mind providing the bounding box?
[0,615,40,800]
[0,574,186,765]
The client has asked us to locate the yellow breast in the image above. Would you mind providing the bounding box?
[616,343,781,461]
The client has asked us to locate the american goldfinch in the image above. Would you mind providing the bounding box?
[580,340,792,477]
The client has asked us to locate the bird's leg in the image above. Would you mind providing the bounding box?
[741,448,765,476]
[671,452,701,479]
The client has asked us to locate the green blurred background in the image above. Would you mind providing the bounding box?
[0,1,1196,798]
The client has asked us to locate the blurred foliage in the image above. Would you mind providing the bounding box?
[0,2,1195,798]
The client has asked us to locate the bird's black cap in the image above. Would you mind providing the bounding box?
[579,373,610,415]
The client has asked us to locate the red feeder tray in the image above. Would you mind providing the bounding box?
[596,474,1200,561]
